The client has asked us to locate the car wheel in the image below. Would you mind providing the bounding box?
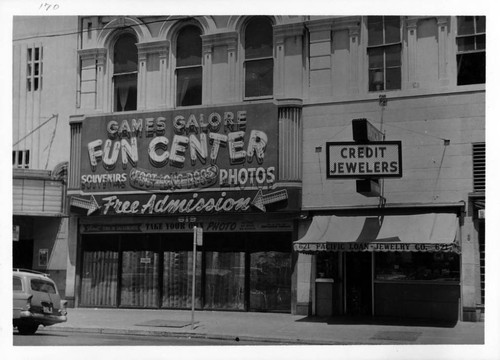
[17,324,38,335]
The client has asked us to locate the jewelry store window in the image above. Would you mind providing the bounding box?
[375,252,460,282]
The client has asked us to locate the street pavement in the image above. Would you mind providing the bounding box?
[37,307,486,346]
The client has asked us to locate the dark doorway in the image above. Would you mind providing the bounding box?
[13,239,34,269]
[345,252,372,316]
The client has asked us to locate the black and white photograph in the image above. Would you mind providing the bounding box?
[3,1,498,359]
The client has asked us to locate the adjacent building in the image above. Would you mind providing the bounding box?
[13,15,485,322]
[12,16,78,296]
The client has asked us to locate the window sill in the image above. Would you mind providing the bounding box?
[244,96,274,102]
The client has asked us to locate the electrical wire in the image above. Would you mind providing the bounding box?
[13,16,194,42]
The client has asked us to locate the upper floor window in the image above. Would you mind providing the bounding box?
[457,16,485,86]
[367,16,401,92]
[27,46,42,91]
[13,150,30,169]
[176,25,202,107]
[244,17,273,98]
[113,33,138,112]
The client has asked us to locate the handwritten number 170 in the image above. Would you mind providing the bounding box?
[40,3,59,10]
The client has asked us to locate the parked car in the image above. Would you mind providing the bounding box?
[13,269,67,335]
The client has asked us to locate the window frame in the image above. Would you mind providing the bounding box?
[243,16,274,100]
[27,46,43,92]
[12,150,30,169]
[174,24,203,108]
[112,32,139,112]
[456,16,486,86]
[367,16,402,92]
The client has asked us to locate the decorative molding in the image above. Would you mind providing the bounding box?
[305,16,360,33]
[137,40,169,62]
[136,40,170,56]
[437,16,450,30]
[69,114,85,125]
[275,98,303,108]
[51,162,69,184]
[406,17,419,35]
[78,48,107,61]
[274,22,305,39]
[201,31,238,49]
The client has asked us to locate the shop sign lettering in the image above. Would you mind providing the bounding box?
[100,192,251,216]
[326,141,402,178]
[80,104,279,193]
[294,242,458,253]
[80,220,293,233]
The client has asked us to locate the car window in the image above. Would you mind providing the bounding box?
[13,276,23,292]
[30,278,56,294]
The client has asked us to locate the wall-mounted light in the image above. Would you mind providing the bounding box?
[315,146,322,153]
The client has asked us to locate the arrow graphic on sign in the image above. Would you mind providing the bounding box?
[251,189,288,212]
[70,195,100,215]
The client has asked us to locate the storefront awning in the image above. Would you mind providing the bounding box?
[293,213,460,253]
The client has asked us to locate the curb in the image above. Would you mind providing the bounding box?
[40,325,349,345]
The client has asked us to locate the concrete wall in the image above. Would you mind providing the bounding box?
[302,91,485,208]
[13,16,78,171]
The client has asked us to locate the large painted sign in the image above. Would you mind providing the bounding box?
[75,103,298,216]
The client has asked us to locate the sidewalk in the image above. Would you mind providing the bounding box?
[41,307,485,345]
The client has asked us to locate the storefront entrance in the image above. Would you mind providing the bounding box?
[344,252,372,316]
[79,232,292,312]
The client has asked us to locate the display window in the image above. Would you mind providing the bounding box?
[120,235,160,307]
[375,252,460,282]
[316,252,340,279]
[80,235,119,307]
[80,231,292,311]
[250,251,291,311]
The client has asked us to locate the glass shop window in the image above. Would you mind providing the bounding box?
[456,16,485,85]
[367,16,402,92]
[113,33,138,112]
[316,252,339,279]
[375,252,460,282]
[244,17,274,98]
[176,25,202,107]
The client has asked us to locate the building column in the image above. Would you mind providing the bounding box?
[78,48,106,111]
[95,49,107,111]
[227,35,238,103]
[348,24,361,94]
[274,23,305,100]
[136,40,169,109]
[406,17,419,89]
[159,44,169,106]
[437,16,450,86]
[202,42,213,105]
[64,215,79,307]
[201,32,238,104]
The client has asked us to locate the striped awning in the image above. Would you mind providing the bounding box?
[293,213,459,253]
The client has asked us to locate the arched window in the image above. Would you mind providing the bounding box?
[113,33,138,112]
[176,25,202,107]
[244,17,273,98]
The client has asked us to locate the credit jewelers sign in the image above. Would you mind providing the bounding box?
[326,141,402,179]
[74,103,299,216]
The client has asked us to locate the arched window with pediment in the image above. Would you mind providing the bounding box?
[113,33,138,112]
[244,17,274,98]
[175,25,202,107]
